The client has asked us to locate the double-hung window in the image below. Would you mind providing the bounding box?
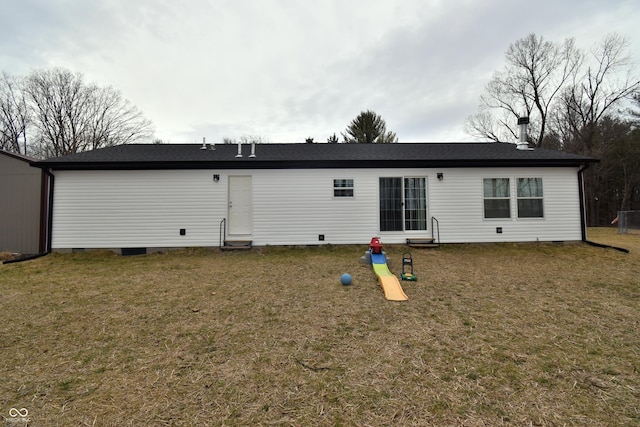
[517,178,543,218]
[483,178,511,219]
[483,177,544,219]
[333,179,354,197]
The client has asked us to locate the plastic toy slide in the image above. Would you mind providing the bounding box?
[370,253,409,301]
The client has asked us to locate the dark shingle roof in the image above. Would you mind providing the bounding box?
[34,142,596,170]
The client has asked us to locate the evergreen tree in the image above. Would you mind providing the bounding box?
[342,110,398,143]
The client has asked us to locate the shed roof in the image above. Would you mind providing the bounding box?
[34,142,596,170]
[0,149,39,163]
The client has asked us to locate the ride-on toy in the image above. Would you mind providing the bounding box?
[400,252,417,281]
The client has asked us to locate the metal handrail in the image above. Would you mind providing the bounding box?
[431,216,440,246]
[219,218,226,248]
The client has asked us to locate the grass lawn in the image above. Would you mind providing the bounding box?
[1,228,639,426]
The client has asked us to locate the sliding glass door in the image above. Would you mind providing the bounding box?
[379,177,427,231]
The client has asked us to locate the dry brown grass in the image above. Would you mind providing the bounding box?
[1,228,639,426]
[0,251,19,262]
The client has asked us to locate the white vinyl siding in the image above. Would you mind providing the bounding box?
[51,166,583,249]
[253,169,382,245]
[52,170,225,249]
[429,168,580,243]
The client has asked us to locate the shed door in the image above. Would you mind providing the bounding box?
[228,176,252,235]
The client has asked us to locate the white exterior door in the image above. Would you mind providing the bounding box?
[228,176,252,235]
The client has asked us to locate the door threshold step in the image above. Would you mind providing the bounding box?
[221,240,253,251]
[406,238,438,248]
[408,243,439,248]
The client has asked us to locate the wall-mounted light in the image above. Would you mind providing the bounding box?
[213,174,220,182]
[437,173,444,181]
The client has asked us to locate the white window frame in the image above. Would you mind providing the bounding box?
[483,177,511,219]
[516,177,544,219]
[333,178,354,198]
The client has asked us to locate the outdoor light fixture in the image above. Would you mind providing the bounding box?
[213,174,220,182]
[437,173,444,181]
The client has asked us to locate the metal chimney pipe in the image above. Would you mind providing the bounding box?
[200,136,207,150]
[235,141,243,157]
[516,117,532,150]
[249,142,256,158]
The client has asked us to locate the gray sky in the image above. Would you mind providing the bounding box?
[2,0,639,143]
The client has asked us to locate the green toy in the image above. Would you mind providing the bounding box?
[401,252,417,281]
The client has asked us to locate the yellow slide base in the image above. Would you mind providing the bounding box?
[378,275,409,301]
[372,263,409,301]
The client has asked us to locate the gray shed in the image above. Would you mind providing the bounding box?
[0,150,47,254]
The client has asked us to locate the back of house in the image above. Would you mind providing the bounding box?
[34,142,596,254]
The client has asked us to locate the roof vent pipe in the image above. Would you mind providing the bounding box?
[516,117,533,150]
[249,142,256,158]
[200,137,207,150]
[235,141,243,157]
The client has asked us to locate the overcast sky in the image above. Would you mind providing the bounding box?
[1,0,639,144]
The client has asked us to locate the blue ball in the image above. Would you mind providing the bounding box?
[340,273,352,286]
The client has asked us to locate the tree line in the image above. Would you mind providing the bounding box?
[224,110,399,145]
[466,33,640,225]
[0,64,398,156]
[0,68,153,158]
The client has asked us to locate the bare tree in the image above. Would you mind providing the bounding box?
[0,72,30,154]
[467,33,581,146]
[222,135,270,145]
[559,34,640,155]
[87,85,153,150]
[554,35,640,226]
[23,68,153,158]
[467,33,640,226]
[25,68,89,157]
[465,110,512,142]
[239,135,269,144]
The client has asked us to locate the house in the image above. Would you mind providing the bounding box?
[33,142,596,254]
[0,149,49,254]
